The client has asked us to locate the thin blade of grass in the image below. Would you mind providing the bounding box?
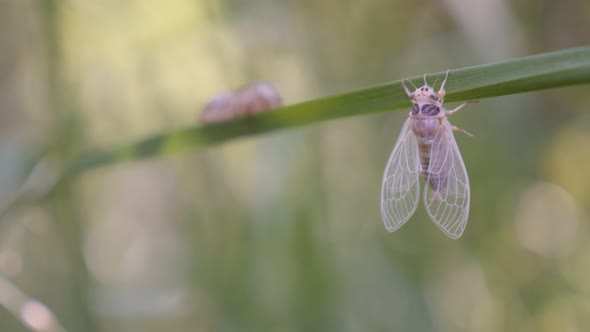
[70,45,590,176]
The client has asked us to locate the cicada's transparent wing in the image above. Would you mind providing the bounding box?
[423,120,470,239]
[381,119,421,232]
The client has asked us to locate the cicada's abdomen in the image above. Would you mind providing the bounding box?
[424,151,449,192]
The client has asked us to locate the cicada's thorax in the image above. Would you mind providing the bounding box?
[410,103,443,139]
[409,102,447,186]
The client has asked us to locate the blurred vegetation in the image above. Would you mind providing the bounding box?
[0,1,590,332]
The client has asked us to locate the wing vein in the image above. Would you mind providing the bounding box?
[381,119,421,232]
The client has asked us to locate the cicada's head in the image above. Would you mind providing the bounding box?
[401,73,449,108]
[402,82,442,106]
[411,85,441,105]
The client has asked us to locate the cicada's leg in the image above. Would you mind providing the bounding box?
[437,70,451,99]
[401,79,417,97]
[446,101,471,115]
[452,125,474,137]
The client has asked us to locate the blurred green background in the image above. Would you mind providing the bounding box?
[1,0,590,331]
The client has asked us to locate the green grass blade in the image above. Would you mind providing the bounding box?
[70,45,590,176]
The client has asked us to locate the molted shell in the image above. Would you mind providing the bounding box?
[200,82,282,124]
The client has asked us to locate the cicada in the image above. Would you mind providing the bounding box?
[381,70,473,239]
